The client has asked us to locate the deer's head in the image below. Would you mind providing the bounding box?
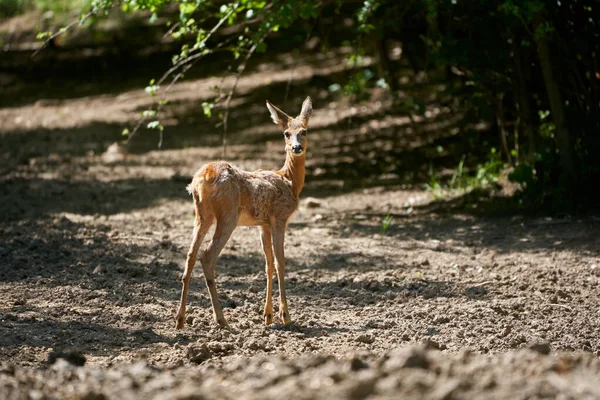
[266,96,312,157]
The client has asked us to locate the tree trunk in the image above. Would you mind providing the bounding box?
[533,15,577,181]
[496,93,514,166]
[511,32,535,163]
[371,34,399,92]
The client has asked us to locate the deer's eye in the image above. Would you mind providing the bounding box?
[284,131,290,138]
[300,130,307,136]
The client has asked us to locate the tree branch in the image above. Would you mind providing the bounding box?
[221,31,269,158]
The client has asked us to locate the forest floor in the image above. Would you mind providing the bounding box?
[2,17,600,399]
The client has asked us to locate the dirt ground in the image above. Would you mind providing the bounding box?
[2,28,600,398]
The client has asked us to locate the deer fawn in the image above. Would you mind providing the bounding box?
[175,96,313,329]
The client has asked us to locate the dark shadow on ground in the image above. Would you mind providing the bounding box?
[213,249,480,304]
[268,322,351,337]
[0,315,175,357]
[1,44,475,196]
[0,176,189,221]
[327,205,600,256]
[0,217,194,356]
[0,216,187,305]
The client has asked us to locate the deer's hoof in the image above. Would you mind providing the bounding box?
[280,311,292,325]
[175,316,185,330]
[264,312,273,325]
[216,318,231,330]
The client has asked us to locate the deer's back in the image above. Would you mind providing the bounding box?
[195,161,298,226]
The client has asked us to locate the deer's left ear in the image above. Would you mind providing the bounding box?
[297,96,312,126]
[266,100,291,130]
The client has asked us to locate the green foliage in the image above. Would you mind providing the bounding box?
[344,68,374,98]
[538,110,555,139]
[33,0,94,15]
[357,0,379,33]
[475,148,505,187]
[381,214,393,235]
[426,149,507,198]
[0,0,30,17]
[144,82,160,97]
[146,120,164,131]
[508,163,534,188]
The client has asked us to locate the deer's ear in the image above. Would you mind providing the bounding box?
[297,96,312,126]
[266,100,291,130]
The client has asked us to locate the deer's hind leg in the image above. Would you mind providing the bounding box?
[260,226,275,325]
[201,213,238,328]
[175,198,213,329]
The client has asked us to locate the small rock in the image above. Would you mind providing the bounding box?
[80,391,107,400]
[432,316,450,324]
[510,335,527,348]
[466,285,487,297]
[349,356,369,371]
[383,347,430,371]
[355,334,375,344]
[529,342,551,355]
[424,339,447,350]
[48,350,86,366]
[28,389,44,400]
[344,375,376,399]
[0,363,15,376]
[426,327,439,336]
[430,379,461,400]
[500,326,512,338]
[129,360,153,379]
[491,306,508,316]
[208,342,235,354]
[186,343,211,364]
[304,197,321,208]
[51,359,75,371]
[403,352,430,369]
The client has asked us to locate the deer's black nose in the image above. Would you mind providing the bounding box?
[292,144,303,153]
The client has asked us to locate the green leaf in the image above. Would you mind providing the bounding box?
[201,101,214,117]
[147,121,164,131]
[145,84,160,96]
[36,31,53,40]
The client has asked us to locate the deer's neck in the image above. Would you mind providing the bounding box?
[280,151,306,198]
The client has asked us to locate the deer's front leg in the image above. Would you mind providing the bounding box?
[260,226,275,325]
[272,223,291,324]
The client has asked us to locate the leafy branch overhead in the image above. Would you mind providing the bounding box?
[35,0,321,149]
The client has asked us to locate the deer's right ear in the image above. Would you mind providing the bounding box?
[266,100,291,130]
[298,96,313,126]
